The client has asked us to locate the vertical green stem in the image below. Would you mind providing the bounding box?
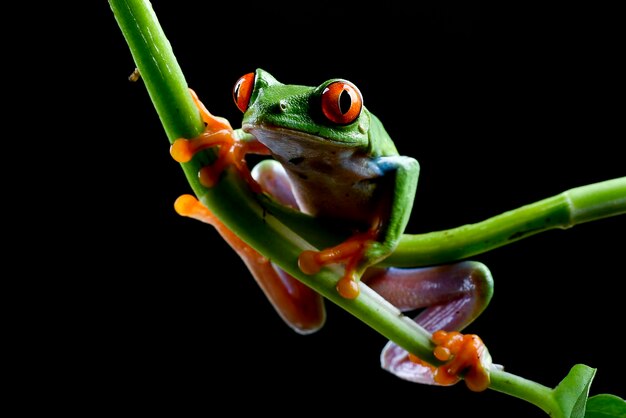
[109,0,207,197]
[109,0,203,141]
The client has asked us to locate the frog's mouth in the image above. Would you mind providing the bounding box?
[242,123,358,162]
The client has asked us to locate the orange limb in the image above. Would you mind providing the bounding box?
[298,229,378,300]
[170,89,270,192]
[408,330,490,392]
[175,194,325,334]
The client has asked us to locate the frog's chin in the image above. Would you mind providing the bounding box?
[242,123,359,155]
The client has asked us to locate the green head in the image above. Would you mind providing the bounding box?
[234,68,372,150]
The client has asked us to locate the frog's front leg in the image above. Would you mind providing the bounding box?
[365,261,494,391]
[170,89,270,191]
[299,156,420,299]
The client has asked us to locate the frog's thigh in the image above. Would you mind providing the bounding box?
[363,261,493,384]
[365,261,493,332]
[176,193,325,334]
[251,159,298,209]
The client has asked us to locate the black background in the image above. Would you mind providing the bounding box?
[23,1,624,415]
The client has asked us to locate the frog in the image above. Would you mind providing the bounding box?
[170,69,493,390]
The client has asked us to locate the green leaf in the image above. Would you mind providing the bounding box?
[585,394,626,418]
[553,364,597,418]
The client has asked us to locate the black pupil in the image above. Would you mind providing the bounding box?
[338,88,351,114]
[234,83,241,100]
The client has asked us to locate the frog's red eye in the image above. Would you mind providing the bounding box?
[320,81,362,125]
[233,72,255,113]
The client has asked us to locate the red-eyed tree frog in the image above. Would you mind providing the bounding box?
[171,69,493,389]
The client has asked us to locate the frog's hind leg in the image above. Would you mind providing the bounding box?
[175,192,325,335]
[176,159,324,335]
[363,261,493,385]
[250,159,326,334]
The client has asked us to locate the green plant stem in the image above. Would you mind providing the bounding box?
[386,177,626,267]
[109,0,438,360]
[109,1,623,415]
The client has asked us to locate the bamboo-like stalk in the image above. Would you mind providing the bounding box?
[109,1,624,415]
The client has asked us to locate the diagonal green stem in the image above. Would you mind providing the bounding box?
[109,1,624,415]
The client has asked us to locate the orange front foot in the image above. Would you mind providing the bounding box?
[298,231,377,300]
[409,330,490,392]
[170,89,270,191]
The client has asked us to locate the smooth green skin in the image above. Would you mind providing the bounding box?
[238,69,421,272]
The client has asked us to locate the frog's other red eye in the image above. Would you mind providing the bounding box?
[233,72,255,113]
[320,81,362,125]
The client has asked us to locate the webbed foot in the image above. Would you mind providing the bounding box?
[298,231,378,299]
[170,89,269,191]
